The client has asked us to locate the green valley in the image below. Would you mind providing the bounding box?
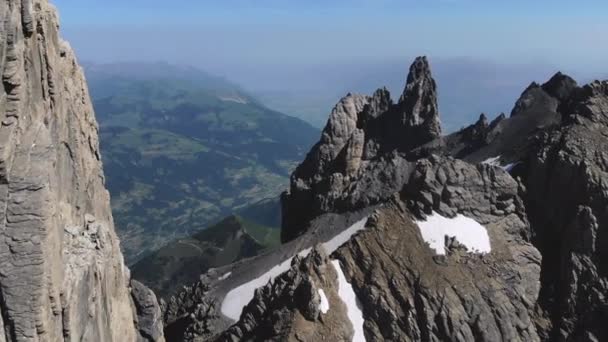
[87,62,319,263]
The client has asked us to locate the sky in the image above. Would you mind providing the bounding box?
[52,0,607,128]
[53,0,608,72]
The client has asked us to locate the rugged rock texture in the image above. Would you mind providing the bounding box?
[131,281,165,342]
[160,58,608,342]
[396,56,442,141]
[523,80,608,341]
[282,57,442,243]
[359,158,540,341]
[168,156,543,341]
[0,1,162,341]
[162,276,224,342]
[215,248,355,342]
[222,157,542,342]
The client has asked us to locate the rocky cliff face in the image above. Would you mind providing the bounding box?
[0,1,162,341]
[523,80,608,341]
[164,57,608,342]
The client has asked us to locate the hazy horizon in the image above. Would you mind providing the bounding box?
[54,0,606,78]
[53,0,607,130]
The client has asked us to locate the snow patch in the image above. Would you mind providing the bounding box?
[318,288,330,314]
[331,260,366,342]
[481,156,502,166]
[221,248,312,320]
[218,272,232,281]
[482,155,519,172]
[502,162,520,172]
[415,211,491,255]
[219,218,367,321]
[322,217,368,255]
[218,95,248,104]
[221,257,294,320]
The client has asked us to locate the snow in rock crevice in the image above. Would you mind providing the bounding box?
[502,162,520,172]
[482,155,519,172]
[220,217,368,321]
[218,272,232,281]
[415,211,491,255]
[331,260,366,342]
[482,156,502,166]
[318,288,330,314]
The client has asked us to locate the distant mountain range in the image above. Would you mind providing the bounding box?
[85,62,319,263]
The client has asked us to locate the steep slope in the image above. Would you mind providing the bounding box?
[163,57,608,342]
[0,2,162,341]
[84,63,319,262]
[132,215,280,299]
[522,80,608,341]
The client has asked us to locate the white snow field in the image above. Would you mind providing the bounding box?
[318,288,330,314]
[331,260,367,342]
[220,248,311,320]
[415,211,491,255]
[220,217,369,321]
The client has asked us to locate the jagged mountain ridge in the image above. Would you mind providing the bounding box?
[163,57,608,342]
[0,1,163,341]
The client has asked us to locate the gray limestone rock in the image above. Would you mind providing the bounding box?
[0,1,163,341]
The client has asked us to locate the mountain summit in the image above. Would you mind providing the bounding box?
[282,57,442,243]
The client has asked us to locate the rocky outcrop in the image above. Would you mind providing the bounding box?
[337,158,541,341]
[162,276,225,342]
[215,248,355,342]
[0,1,162,341]
[131,281,165,342]
[396,56,442,141]
[282,57,442,243]
[523,80,608,341]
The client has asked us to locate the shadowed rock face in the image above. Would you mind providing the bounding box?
[0,1,163,341]
[523,80,608,341]
[163,57,608,342]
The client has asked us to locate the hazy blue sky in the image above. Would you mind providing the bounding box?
[51,1,607,129]
[54,0,607,71]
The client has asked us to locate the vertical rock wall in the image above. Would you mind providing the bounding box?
[0,1,159,341]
